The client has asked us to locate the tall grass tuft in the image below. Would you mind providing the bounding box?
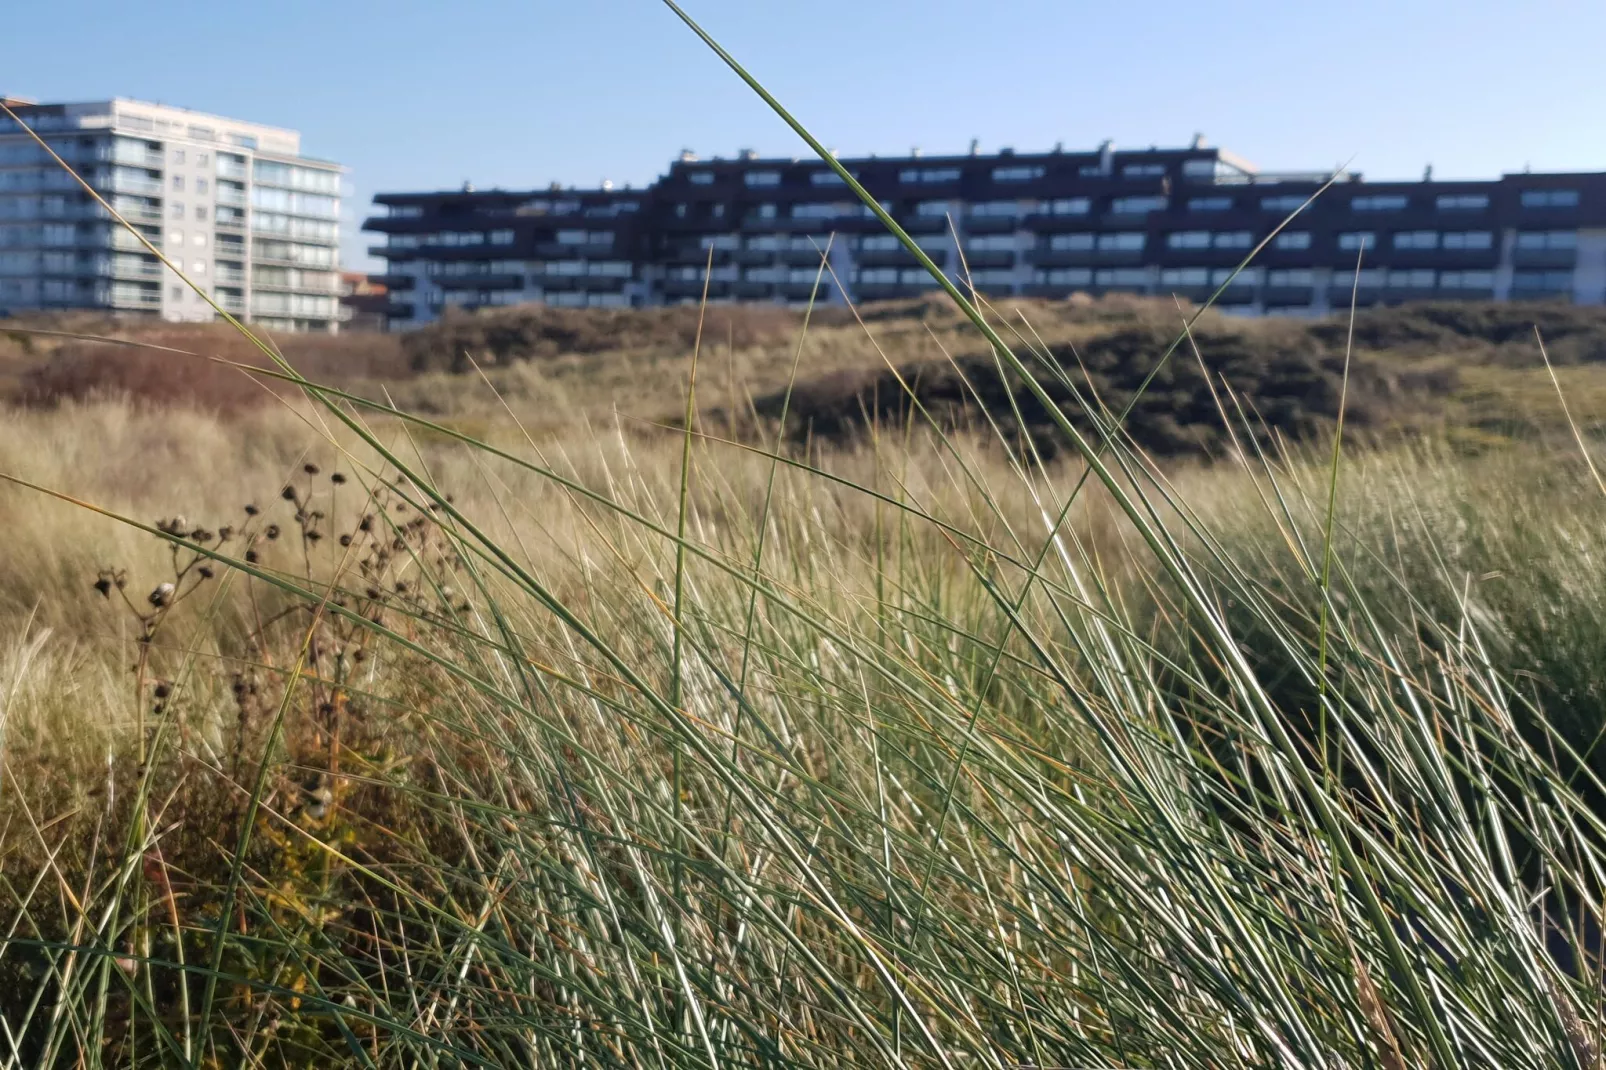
[2,15,1605,1068]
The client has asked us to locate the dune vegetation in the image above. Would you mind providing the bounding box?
[6,12,1606,1068]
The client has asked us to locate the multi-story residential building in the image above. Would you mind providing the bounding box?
[367,139,1606,329]
[0,97,343,332]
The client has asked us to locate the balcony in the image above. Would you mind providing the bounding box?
[110,230,159,253]
[733,281,774,300]
[964,216,1018,235]
[1027,248,1098,268]
[1512,247,1578,269]
[372,273,415,290]
[101,147,164,169]
[94,258,162,281]
[104,288,161,310]
[857,248,929,268]
[780,247,831,267]
[435,273,524,290]
[534,241,615,258]
[94,173,163,197]
[384,302,415,320]
[959,250,1016,269]
[214,269,246,286]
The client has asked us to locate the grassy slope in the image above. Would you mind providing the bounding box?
[4,298,1606,1064]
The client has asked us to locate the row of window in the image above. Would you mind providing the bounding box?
[706,159,1212,190]
[844,266,1568,294]
[673,177,1580,213]
[386,229,518,248]
[425,258,634,279]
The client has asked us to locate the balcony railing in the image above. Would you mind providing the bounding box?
[94,258,162,280]
[104,289,161,310]
[95,173,163,197]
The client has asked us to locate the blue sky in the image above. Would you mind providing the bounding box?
[7,0,1604,269]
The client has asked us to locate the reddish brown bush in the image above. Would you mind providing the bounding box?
[18,343,288,411]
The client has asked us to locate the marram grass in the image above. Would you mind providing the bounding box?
[1,11,1606,1069]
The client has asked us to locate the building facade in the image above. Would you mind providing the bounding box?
[367,140,1606,329]
[0,97,343,332]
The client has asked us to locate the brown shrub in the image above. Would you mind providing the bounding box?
[18,343,288,411]
[402,304,856,373]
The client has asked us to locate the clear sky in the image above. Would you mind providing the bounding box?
[6,0,1604,269]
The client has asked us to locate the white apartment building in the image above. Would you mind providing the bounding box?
[0,97,343,332]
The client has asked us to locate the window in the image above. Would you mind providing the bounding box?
[1212,267,1262,287]
[170,202,185,219]
[1521,189,1580,209]
[1121,163,1166,178]
[967,268,1015,286]
[1095,268,1149,286]
[194,206,207,221]
[1338,232,1376,251]
[897,269,939,287]
[744,170,781,187]
[1261,195,1307,212]
[196,153,208,168]
[1351,195,1408,212]
[674,204,687,218]
[1160,267,1209,286]
[965,235,1015,252]
[1439,270,1494,290]
[1036,267,1092,286]
[788,267,827,284]
[1442,231,1493,250]
[791,203,840,220]
[1516,230,1578,251]
[900,168,962,184]
[171,286,184,301]
[1331,268,1384,289]
[171,149,185,165]
[587,261,632,277]
[41,223,75,246]
[1111,195,1167,214]
[993,165,1045,183]
[1393,231,1439,250]
[1212,231,1252,249]
[196,178,208,194]
[1098,232,1146,251]
[1167,231,1210,250]
[172,175,185,192]
[191,260,206,275]
[167,228,184,246]
[1048,233,1095,251]
[756,203,777,220]
[1387,269,1436,289]
[915,200,951,217]
[810,171,847,187]
[191,232,206,247]
[1189,197,1233,212]
[1274,231,1312,250]
[556,229,587,244]
[1512,269,1574,291]
[858,234,898,252]
[857,268,898,284]
[699,234,739,250]
[1436,193,1488,211]
[689,171,714,185]
[490,229,514,245]
[1267,269,1314,287]
[969,200,1020,217]
[1050,198,1090,215]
